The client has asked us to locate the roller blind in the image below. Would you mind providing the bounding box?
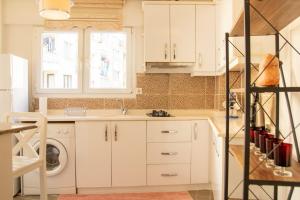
[45,0,124,30]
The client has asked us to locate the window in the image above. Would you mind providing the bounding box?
[39,31,80,91]
[35,28,133,96]
[86,29,132,93]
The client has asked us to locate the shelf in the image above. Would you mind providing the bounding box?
[230,0,300,37]
[250,87,300,93]
[230,145,300,186]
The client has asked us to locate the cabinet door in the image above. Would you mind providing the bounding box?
[170,5,196,62]
[111,121,146,186]
[75,121,111,188]
[195,5,216,74]
[144,5,170,62]
[191,120,209,184]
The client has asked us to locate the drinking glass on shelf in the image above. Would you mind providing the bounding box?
[273,143,293,177]
[265,138,282,168]
[254,129,266,156]
[250,128,256,150]
[259,133,274,161]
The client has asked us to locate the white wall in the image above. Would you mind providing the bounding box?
[2,0,145,108]
[0,0,3,53]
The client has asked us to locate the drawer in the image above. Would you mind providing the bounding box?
[147,164,190,185]
[147,121,191,142]
[147,143,191,164]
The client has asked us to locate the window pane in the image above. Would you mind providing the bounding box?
[41,32,78,89]
[89,32,127,89]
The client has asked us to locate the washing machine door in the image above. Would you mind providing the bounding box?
[34,138,68,177]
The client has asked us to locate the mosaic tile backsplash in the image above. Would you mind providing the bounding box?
[34,73,241,110]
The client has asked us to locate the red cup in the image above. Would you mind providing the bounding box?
[259,134,274,153]
[250,128,255,143]
[266,138,282,159]
[254,129,267,148]
[274,143,292,167]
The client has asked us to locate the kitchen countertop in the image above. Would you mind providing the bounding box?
[44,109,244,138]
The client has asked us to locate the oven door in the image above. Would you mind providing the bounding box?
[33,138,68,177]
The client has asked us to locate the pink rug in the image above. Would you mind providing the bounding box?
[58,192,193,200]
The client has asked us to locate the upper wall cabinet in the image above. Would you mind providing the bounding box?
[192,4,216,76]
[144,4,196,63]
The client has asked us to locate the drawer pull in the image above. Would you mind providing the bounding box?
[161,173,178,177]
[161,130,178,134]
[161,152,178,156]
[105,125,108,142]
[193,123,198,140]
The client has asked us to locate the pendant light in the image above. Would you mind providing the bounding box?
[39,0,73,20]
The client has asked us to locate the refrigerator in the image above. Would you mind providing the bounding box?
[0,54,29,195]
[0,54,29,116]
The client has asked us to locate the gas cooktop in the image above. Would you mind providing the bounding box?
[146,110,174,117]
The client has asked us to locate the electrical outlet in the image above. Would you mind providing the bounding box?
[136,88,143,95]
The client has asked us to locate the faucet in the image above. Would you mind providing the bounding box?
[120,100,128,115]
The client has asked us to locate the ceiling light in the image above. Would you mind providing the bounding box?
[39,0,73,20]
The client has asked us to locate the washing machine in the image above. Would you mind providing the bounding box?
[23,123,76,194]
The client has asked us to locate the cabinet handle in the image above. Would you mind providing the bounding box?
[198,53,202,67]
[161,152,178,156]
[164,43,168,60]
[161,173,178,177]
[105,125,108,142]
[161,130,177,134]
[193,123,198,140]
[173,44,176,60]
[114,124,118,141]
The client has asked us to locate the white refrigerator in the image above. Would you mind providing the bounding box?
[0,54,29,195]
[0,54,29,117]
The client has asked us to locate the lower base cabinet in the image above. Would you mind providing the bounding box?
[147,164,191,185]
[111,121,147,187]
[76,121,146,188]
[76,119,210,189]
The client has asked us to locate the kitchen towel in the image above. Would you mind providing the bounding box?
[58,192,193,200]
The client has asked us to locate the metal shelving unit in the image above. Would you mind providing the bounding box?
[224,0,300,199]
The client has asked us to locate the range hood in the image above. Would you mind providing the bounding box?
[145,62,195,73]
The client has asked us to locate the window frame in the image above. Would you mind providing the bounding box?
[33,28,84,94]
[84,28,134,94]
[33,27,135,97]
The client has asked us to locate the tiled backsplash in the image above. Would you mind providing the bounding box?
[34,73,241,110]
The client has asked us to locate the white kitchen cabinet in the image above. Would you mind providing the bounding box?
[111,121,147,187]
[192,5,216,76]
[170,5,196,62]
[147,143,191,164]
[210,127,224,200]
[147,121,192,142]
[191,120,210,184]
[144,4,196,63]
[147,164,191,186]
[76,121,111,188]
[144,5,170,62]
[76,121,146,188]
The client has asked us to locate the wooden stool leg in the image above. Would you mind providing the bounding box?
[39,162,48,200]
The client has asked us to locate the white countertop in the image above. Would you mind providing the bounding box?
[44,109,244,138]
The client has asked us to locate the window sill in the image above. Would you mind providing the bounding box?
[34,92,137,99]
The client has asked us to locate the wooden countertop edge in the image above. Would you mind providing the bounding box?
[0,123,37,135]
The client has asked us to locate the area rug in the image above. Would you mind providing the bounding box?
[58,192,193,200]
